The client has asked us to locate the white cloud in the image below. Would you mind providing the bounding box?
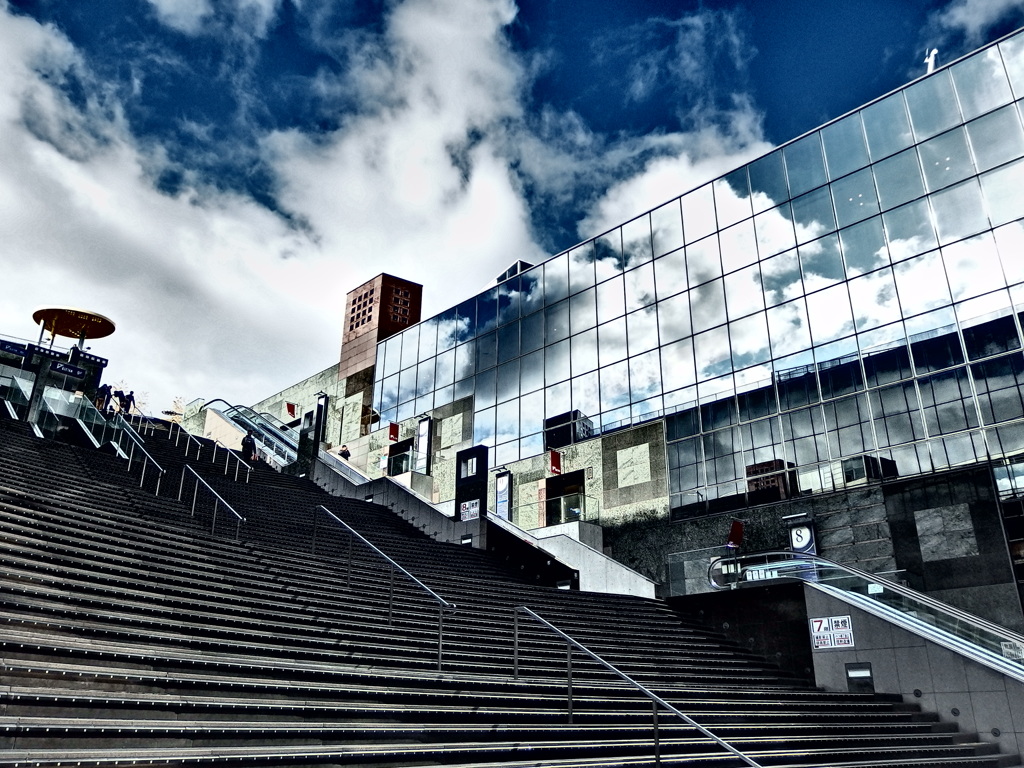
[146,0,214,35]
[933,0,1024,45]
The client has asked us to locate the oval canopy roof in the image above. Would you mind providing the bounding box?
[32,307,116,340]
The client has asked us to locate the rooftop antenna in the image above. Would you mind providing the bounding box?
[924,48,939,74]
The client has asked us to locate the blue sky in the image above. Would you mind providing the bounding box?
[1,0,1022,412]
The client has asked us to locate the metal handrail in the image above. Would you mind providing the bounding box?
[167,421,205,459]
[111,414,166,496]
[316,505,455,670]
[178,465,245,539]
[514,607,763,768]
[212,439,252,483]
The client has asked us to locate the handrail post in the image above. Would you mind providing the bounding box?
[346,534,353,588]
[140,458,148,488]
[388,566,395,626]
[437,604,444,672]
[178,468,185,501]
[155,470,163,497]
[212,497,219,534]
[566,641,573,724]
[513,609,519,679]
[653,701,661,765]
[191,477,199,517]
[311,507,319,555]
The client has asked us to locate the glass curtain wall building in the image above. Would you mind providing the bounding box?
[373,31,1024,521]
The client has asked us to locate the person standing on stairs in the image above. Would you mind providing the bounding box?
[241,430,258,462]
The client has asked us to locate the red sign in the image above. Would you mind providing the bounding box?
[726,520,744,549]
[549,450,561,475]
[388,422,399,441]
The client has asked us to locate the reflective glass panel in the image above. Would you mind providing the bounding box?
[661,338,697,390]
[981,157,1024,227]
[436,308,458,352]
[760,249,802,308]
[598,318,628,366]
[694,326,732,381]
[596,275,626,324]
[545,299,570,344]
[967,104,1024,172]
[652,199,684,257]
[893,251,951,315]
[571,328,598,376]
[630,350,662,402]
[544,253,570,305]
[963,313,1021,361]
[521,311,544,355]
[567,242,596,295]
[942,232,1006,302]
[931,179,988,245]
[873,148,925,211]
[784,132,827,197]
[799,233,844,290]
[600,361,631,411]
[397,368,417,405]
[724,262,764,320]
[495,399,520,442]
[454,340,475,380]
[474,405,495,445]
[622,215,653,270]
[848,267,901,331]
[627,306,660,356]
[545,339,570,386]
[755,203,797,259]
[883,199,938,262]
[719,219,758,274]
[456,299,476,342]
[654,248,688,299]
[767,299,812,356]
[594,231,624,282]
[862,92,914,160]
[475,368,496,409]
[905,69,961,140]
[497,320,520,364]
[571,371,600,418]
[435,348,456,389]
[714,167,752,228]
[1002,33,1024,97]
[832,168,880,227]
[521,348,545,393]
[519,268,543,317]
[950,48,1013,121]
[521,390,544,434]
[748,150,789,212]
[822,112,869,179]
[624,262,656,312]
[570,287,596,336]
[840,217,888,276]
[686,235,722,285]
[476,331,497,371]
[690,278,727,334]
[806,282,855,344]
[792,186,836,244]
[657,291,691,344]
[418,318,438,361]
[681,183,716,243]
[729,312,771,368]
[382,336,402,378]
[497,278,521,327]
[416,358,435,397]
[477,288,499,334]
[400,325,420,371]
[995,222,1024,285]
[496,359,520,403]
[919,127,975,192]
[910,330,965,374]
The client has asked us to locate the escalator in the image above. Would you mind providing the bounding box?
[710,551,1024,683]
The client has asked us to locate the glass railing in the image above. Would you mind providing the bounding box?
[0,366,33,419]
[709,551,1024,679]
[512,492,599,528]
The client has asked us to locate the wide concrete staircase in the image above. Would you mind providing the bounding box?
[0,413,1018,767]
